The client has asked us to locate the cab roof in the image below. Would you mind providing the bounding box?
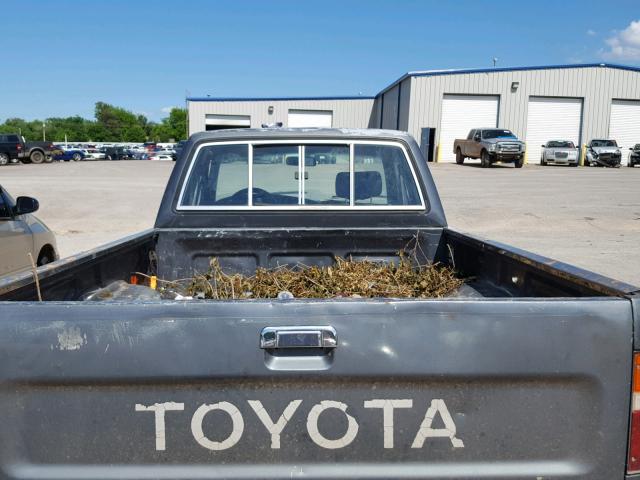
[189,127,414,143]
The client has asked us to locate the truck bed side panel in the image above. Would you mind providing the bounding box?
[0,231,155,301]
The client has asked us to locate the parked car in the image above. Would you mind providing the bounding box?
[102,146,131,160]
[454,128,526,168]
[172,140,187,161]
[0,134,24,165]
[628,144,640,167]
[130,146,147,154]
[148,152,173,161]
[585,139,622,167]
[540,140,579,166]
[84,148,107,160]
[52,147,85,162]
[0,129,638,480]
[0,185,58,277]
[154,147,175,156]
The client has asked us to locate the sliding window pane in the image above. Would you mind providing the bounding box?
[181,144,249,206]
[304,145,350,205]
[353,145,421,206]
[252,145,299,205]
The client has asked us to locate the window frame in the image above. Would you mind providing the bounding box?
[176,139,426,211]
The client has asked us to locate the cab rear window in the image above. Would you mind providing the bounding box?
[180,144,249,206]
[179,141,425,210]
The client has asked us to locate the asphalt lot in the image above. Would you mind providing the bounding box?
[1,160,639,286]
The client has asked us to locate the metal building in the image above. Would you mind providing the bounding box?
[187,63,640,165]
[187,96,376,133]
[375,63,640,164]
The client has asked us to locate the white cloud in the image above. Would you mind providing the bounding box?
[602,20,640,60]
[587,29,597,36]
[161,106,176,114]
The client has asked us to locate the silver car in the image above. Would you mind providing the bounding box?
[540,140,579,166]
[0,185,58,277]
[586,139,622,167]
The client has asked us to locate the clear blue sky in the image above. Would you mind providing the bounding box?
[2,0,639,122]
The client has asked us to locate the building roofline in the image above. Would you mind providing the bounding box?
[186,63,640,105]
[187,95,375,102]
[376,63,640,97]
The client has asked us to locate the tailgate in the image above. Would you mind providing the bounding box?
[0,298,632,479]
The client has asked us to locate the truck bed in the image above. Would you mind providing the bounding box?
[0,227,636,302]
[0,231,635,478]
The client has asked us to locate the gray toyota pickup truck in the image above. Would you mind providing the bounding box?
[0,128,639,480]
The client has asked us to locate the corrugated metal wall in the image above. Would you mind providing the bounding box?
[405,66,640,149]
[188,66,640,151]
[377,78,412,131]
[188,98,375,135]
[371,98,383,128]
[379,85,397,129]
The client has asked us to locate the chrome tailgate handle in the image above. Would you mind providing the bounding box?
[260,326,337,349]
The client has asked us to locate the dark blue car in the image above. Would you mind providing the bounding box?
[52,147,85,162]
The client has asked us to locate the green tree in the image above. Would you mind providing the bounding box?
[0,118,41,140]
[86,122,109,142]
[46,116,91,141]
[150,108,187,142]
[167,108,187,140]
[93,102,149,142]
[122,124,146,142]
[0,102,181,143]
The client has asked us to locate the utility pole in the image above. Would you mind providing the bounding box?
[42,123,46,141]
[493,57,498,68]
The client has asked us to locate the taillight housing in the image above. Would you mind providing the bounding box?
[628,353,640,473]
[16,143,22,151]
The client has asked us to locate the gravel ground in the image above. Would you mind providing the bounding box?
[0,161,170,258]
[431,162,640,286]
[1,160,639,286]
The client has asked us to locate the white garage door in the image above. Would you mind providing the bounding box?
[526,97,583,164]
[439,94,499,162]
[288,110,333,128]
[609,100,640,165]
